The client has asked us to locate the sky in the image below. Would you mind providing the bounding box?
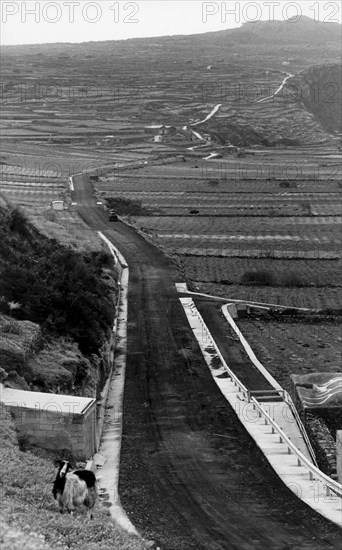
[1,0,341,45]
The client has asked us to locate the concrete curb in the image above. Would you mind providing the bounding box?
[90,232,140,536]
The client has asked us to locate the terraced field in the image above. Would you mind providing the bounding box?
[0,166,67,206]
[97,148,342,309]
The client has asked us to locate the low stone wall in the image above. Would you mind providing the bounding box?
[306,412,337,478]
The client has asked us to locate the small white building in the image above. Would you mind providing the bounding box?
[51,200,64,211]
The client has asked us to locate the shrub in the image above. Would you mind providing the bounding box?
[241,270,276,286]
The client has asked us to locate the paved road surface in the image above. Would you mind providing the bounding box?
[72,174,342,550]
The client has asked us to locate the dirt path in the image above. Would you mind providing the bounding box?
[72,175,342,549]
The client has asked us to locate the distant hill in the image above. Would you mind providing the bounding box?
[227,16,342,44]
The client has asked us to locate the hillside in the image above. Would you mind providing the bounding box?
[0,204,117,395]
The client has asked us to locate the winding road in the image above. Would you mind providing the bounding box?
[257,73,294,103]
[72,174,342,549]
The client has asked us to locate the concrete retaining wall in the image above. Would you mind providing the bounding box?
[1,386,96,460]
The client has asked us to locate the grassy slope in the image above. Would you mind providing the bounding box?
[0,404,148,550]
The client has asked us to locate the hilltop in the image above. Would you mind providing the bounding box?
[227,16,342,44]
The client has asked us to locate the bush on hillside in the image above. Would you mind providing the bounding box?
[0,206,115,355]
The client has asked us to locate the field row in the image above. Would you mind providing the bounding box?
[99,189,342,200]
[196,283,342,309]
[0,181,65,189]
[181,257,342,287]
[0,188,63,197]
[133,215,342,233]
[146,207,312,217]
[101,177,341,193]
[159,240,340,258]
[0,166,63,178]
[159,233,341,243]
[172,247,340,259]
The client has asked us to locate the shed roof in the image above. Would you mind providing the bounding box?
[0,385,95,415]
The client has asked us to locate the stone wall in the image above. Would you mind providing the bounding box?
[6,400,96,460]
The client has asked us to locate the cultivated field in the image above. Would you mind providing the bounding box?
[236,316,342,394]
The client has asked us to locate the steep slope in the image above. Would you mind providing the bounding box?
[287,64,342,133]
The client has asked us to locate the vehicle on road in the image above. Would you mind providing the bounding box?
[109,209,118,221]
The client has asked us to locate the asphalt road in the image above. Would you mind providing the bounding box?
[72,174,342,550]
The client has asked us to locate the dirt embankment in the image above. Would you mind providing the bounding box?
[287,64,342,134]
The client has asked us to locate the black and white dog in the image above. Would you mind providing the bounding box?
[53,460,97,519]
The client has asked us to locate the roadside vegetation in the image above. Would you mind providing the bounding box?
[0,403,149,550]
[0,204,117,394]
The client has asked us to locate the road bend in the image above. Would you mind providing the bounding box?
[72,174,342,550]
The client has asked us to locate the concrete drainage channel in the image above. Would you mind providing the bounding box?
[87,233,141,538]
